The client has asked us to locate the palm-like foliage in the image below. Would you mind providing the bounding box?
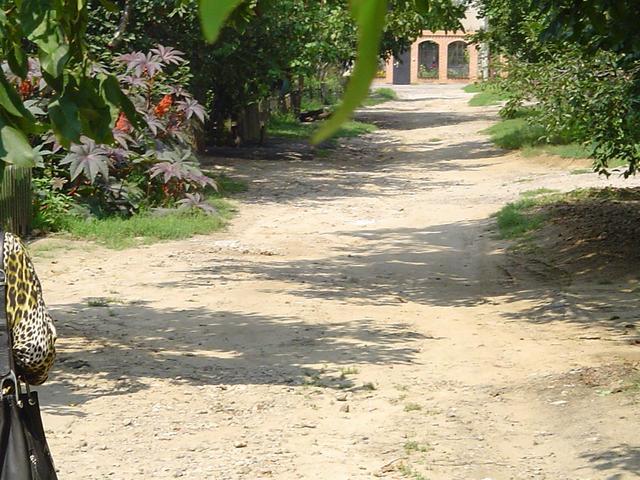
[60,138,110,183]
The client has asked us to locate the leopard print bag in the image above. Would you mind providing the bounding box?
[1,232,57,385]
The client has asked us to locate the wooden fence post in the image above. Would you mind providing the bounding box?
[0,165,32,236]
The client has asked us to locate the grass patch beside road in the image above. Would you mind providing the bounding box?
[494,188,640,240]
[268,113,376,140]
[60,199,234,249]
[36,174,246,249]
[495,197,547,239]
[483,109,591,160]
[465,82,509,106]
[469,90,509,107]
[362,87,398,106]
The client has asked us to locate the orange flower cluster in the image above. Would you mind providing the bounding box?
[154,94,173,117]
[115,111,132,133]
[19,80,33,99]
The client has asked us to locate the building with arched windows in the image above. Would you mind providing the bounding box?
[380,7,486,84]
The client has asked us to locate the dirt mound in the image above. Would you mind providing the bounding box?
[531,188,640,281]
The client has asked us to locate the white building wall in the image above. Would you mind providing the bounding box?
[461,5,484,31]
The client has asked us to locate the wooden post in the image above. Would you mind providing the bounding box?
[0,165,32,236]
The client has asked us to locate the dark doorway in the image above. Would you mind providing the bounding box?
[393,49,411,85]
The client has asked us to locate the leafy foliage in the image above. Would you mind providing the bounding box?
[21,44,217,223]
[88,0,466,141]
[0,0,136,170]
[476,0,640,176]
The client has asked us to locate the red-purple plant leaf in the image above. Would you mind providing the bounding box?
[150,45,186,66]
[176,98,207,123]
[149,161,185,184]
[176,193,218,215]
[117,52,163,77]
[60,137,110,183]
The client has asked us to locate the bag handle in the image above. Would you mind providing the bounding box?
[0,230,18,389]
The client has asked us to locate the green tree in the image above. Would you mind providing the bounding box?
[475,0,640,175]
[0,0,136,172]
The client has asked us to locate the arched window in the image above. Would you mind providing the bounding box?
[447,41,469,79]
[418,41,439,79]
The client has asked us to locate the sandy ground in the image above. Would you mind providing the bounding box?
[32,84,640,479]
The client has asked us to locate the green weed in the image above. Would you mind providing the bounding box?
[520,188,559,198]
[483,117,546,150]
[483,110,592,160]
[337,121,377,137]
[404,403,423,412]
[522,143,592,159]
[465,82,509,106]
[404,441,430,453]
[494,187,640,239]
[87,297,119,307]
[463,83,483,93]
[494,198,546,239]
[212,174,248,196]
[398,463,429,480]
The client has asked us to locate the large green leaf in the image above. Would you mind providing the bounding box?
[0,116,39,167]
[99,74,140,128]
[76,77,115,144]
[6,44,29,79]
[313,0,388,143]
[38,42,70,80]
[199,0,244,42]
[0,71,36,125]
[48,81,82,146]
[20,0,70,79]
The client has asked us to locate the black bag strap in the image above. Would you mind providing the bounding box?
[0,229,17,382]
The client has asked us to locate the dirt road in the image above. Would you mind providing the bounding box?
[36,84,639,479]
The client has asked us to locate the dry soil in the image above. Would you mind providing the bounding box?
[33,84,640,480]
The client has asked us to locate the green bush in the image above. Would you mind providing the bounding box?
[499,50,640,175]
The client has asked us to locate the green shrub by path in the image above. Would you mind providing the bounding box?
[59,199,234,249]
[495,197,547,239]
[483,110,592,160]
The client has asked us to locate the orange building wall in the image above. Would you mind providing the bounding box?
[384,30,479,84]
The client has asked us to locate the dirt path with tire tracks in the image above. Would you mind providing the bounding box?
[34,84,640,479]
